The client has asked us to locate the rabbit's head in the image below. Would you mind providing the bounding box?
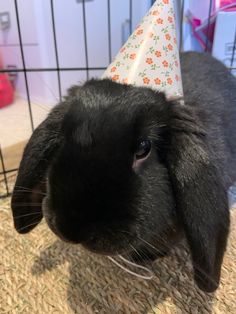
[11,79,229,292]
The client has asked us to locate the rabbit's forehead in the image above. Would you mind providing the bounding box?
[72,120,133,149]
[73,108,155,145]
[67,94,160,149]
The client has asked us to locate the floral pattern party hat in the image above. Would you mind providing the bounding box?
[102,0,184,102]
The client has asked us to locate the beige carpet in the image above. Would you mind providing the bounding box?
[1,182,236,313]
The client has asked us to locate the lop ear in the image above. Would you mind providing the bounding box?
[166,105,230,292]
[11,103,68,234]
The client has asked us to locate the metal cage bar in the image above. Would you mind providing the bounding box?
[205,0,214,52]
[82,0,89,80]
[14,0,34,131]
[179,0,185,52]
[107,0,112,63]
[129,0,133,34]
[0,67,107,73]
[0,146,10,197]
[230,27,236,73]
[50,0,62,101]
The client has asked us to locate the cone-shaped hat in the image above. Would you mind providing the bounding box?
[102,0,184,102]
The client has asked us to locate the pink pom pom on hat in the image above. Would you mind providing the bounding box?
[102,0,184,103]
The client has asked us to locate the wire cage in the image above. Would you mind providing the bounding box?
[0,0,236,198]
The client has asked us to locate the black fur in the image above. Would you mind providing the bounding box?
[11,52,236,292]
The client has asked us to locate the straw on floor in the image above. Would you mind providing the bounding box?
[1,181,236,313]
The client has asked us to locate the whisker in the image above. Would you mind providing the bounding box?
[13,212,42,219]
[108,255,154,280]
[130,244,153,264]
[112,231,196,307]
[13,190,46,196]
[13,185,47,196]
[12,204,42,207]
[123,230,220,289]
[16,220,41,232]
[129,244,140,258]
[14,185,34,191]
[128,244,152,265]
[121,230,172,255]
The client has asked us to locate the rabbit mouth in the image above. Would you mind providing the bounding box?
[43,200,138,254]
[42,198,134,252]
[45,214,135,255]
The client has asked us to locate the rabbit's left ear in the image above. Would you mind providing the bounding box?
[165,105,230,293]
[11,103,68,234]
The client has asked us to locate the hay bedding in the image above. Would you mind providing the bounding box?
[0,180,236,313]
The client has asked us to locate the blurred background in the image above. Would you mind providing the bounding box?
[0,0,236,197]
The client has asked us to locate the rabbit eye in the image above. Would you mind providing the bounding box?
[136,139,151,159]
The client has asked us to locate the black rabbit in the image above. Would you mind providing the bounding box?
[11,52,236,292]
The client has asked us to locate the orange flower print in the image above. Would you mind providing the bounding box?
[154,78,161,85]
[152,10,159,16]
[110,66,116,73]
[167,44,173,51]
[162,60,169,68]
[155,50,162,57]
[163,0,169,4]
[136,29,143,35]
[120,47,126,53]
[130,53,136,60]
[174,37,177,44]
[175,74,180,81]
[146,58,153,65]
[156,18,163,24]
[168,16,173,23]
[175,60,179,67]
[122,78,128,84]
[149,32,154,38]
[112,75,119,81]
[165,34,171,41]
[167,78,173,85]
[143,77,150,84]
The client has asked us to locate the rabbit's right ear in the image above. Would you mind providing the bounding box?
[165,104,230,293]
[11,103,68,234]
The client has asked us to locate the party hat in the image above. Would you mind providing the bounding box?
[102,0,184,102]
